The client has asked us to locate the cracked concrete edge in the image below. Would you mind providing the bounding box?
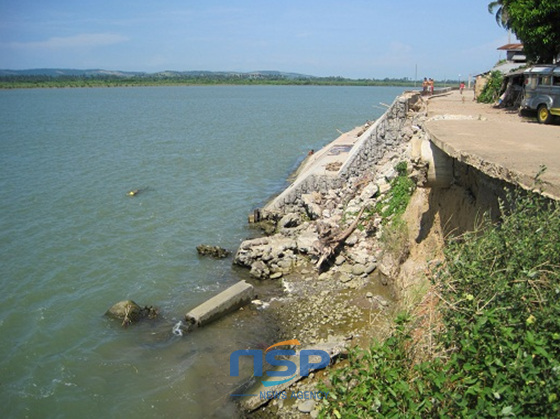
[424,125,560,201]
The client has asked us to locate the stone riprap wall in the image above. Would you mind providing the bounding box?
[267,172,339,211]
[339,94,413,181]
[264,92,419,214]
[233,92,424,354]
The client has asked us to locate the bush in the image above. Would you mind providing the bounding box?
[477,71,504,104]
[319,189,560,418]
[375,162,415,221]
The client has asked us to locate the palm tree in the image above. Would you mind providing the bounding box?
[488,0,510,28]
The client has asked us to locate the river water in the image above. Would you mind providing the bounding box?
[0,85,405,418]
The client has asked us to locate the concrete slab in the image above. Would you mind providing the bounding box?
[294,126,364,179]
[185,280,255,327]
[264,125,366,211]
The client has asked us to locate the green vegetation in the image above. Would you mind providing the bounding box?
[477,70,504,104]
[489,0,560,64]
[0,73,458,89]
[375,161,416,221]
[357,162,415,242]
[320,187,560,417]
[374,161,415,261]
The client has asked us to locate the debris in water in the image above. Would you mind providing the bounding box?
[172,321,184,336]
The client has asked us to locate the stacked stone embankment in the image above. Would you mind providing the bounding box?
[234,91,429,417]
[264,94,417,214]
[234,92,422,282]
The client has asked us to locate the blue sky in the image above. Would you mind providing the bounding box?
[0,0,513,80]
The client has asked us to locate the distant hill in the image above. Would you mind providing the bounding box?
[0,68,314,79]
[0,68,145,77]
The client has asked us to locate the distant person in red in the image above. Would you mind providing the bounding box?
[429,78,434,95]
[460,81,465,94]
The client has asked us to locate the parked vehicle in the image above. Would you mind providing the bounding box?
[520,65,560,124]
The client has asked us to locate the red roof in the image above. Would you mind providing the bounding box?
[497,43,523,51]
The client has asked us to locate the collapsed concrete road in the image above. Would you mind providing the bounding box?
[185,280,255,328]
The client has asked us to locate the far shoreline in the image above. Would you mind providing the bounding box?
[0,75,456,90]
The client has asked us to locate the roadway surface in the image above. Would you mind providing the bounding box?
[425,90,560,200]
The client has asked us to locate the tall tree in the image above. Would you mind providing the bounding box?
[488,0,510,28]
[489,0,560,63]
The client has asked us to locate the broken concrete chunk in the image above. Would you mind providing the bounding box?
[360,183,379,199]
[185,281,255,328]
[250,260,270,279]
[378,181,392,195]
[278,213,301,229]
[301,193,322,220]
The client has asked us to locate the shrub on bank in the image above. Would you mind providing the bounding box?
[375,161,415,221]
[319,188,560,418]
[477,71,504,104]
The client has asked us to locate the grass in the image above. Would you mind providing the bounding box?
[318,187,560,418]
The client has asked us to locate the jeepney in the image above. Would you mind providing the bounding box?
[520,65,560,124]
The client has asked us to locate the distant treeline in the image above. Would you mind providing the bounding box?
[0,73,458,89]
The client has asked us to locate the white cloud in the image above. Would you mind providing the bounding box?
[5,33,129,49]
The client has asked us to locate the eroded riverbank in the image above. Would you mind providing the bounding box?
[228,92,433,417]
[230,89,540,417]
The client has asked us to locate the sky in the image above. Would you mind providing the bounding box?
[0,0,514,80]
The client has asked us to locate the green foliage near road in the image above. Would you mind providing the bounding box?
[477,70,504,104]
[320,187,560,417]
[357,161,414,241]
[370,161,415,259]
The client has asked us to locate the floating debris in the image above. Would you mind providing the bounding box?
[172,321,185,336]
